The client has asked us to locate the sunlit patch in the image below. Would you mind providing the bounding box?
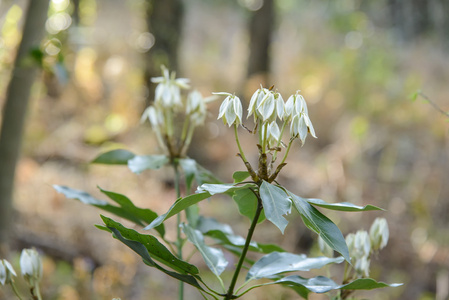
[51,0,70,12]
[46,12,72,34]
[44,38,62,56]
[238,0,264,11]
[134,32,155,53]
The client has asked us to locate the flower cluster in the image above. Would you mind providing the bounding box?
[141,66,215,158]
[216,86,316,182]
[345,218,389,278]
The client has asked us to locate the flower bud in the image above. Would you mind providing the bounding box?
[20,248,42,286]
[354,230,371,258]
[262,121,281,149]
[354,255,370,277]
[216,93,243,127]
[0,259,17,285]
[370,218,389,251]
[151,66,189,109]
[287,91,316,144]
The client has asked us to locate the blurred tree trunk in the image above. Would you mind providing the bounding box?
[247,0,275,87]
[144,0,184,106]
[388,0,432,41]
[0,0,50,254]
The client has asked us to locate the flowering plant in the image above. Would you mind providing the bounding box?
[53,68,400,299]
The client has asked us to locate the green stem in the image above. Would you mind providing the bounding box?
[280,138,295,166]
[224,194,263,300]
[271,121,288,164]
[10,282,23,300]
[234,124,248,163]
[173,162,184,300]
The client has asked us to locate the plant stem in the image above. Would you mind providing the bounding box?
[10,282,23,300]
[173,162,184,300]
[280,138,294,166]
[224,194,263,300]
[234,124,248,163]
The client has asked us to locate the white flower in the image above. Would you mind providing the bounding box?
[288,91,316,144]
[20,248,42,286]
[141,105,163,127]
[186,90,216,127]
[262,121,281,149]
[248,87,284,123]
[370,218,389,251]
[353,230,371,258]
[216,93,243,127]
[354,255,370,277]
[151,66,189,109]
[0,259,17,285]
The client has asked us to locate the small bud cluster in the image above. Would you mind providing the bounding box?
[216,86,316,182]
[345,218,389,278]
[0,259,17,286]
[141,66,215,158]
[1,248,43,299]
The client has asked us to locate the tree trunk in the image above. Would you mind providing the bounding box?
[0,0,50,254]
[247,0,275,87]
[143,0,184,106]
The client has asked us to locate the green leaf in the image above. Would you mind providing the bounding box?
[339,278,403,290]
[99,187,165,237]
[197,182,256,195]
[104,221,205,291]
[249,276,402,298]
[128,155,169,174]
[232,188,266,223]
[53,185,107,205]
[144,192,212,230]
[307,198,383,212]
[181,224,228,276]
[102,215,198,275]
[259,181,292,234]
[246,252,344,281]
[92,149,135,165]
[233,171,250,183]
[288,192,350,263]
[53,185,165,236]
[275,275,338,294]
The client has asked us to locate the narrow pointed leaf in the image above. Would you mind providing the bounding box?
[99,187,165,236]
[102,215,199,275]
[182,224,228,276]
[144,192,211,230]
[54,185,165,236]
[276,275,338,294]
[128,155,169,174]
[246,252,344,281]
[251,275,402,298]
[288,191,350,262]
[307,198,383,212]
[197,183,256,195]
[339,278,403,290]
[106,224,205,291]
[259,181,292,234]
[232,188,266,223]
[92,149,135,165]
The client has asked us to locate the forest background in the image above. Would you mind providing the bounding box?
[0,0,448,299]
